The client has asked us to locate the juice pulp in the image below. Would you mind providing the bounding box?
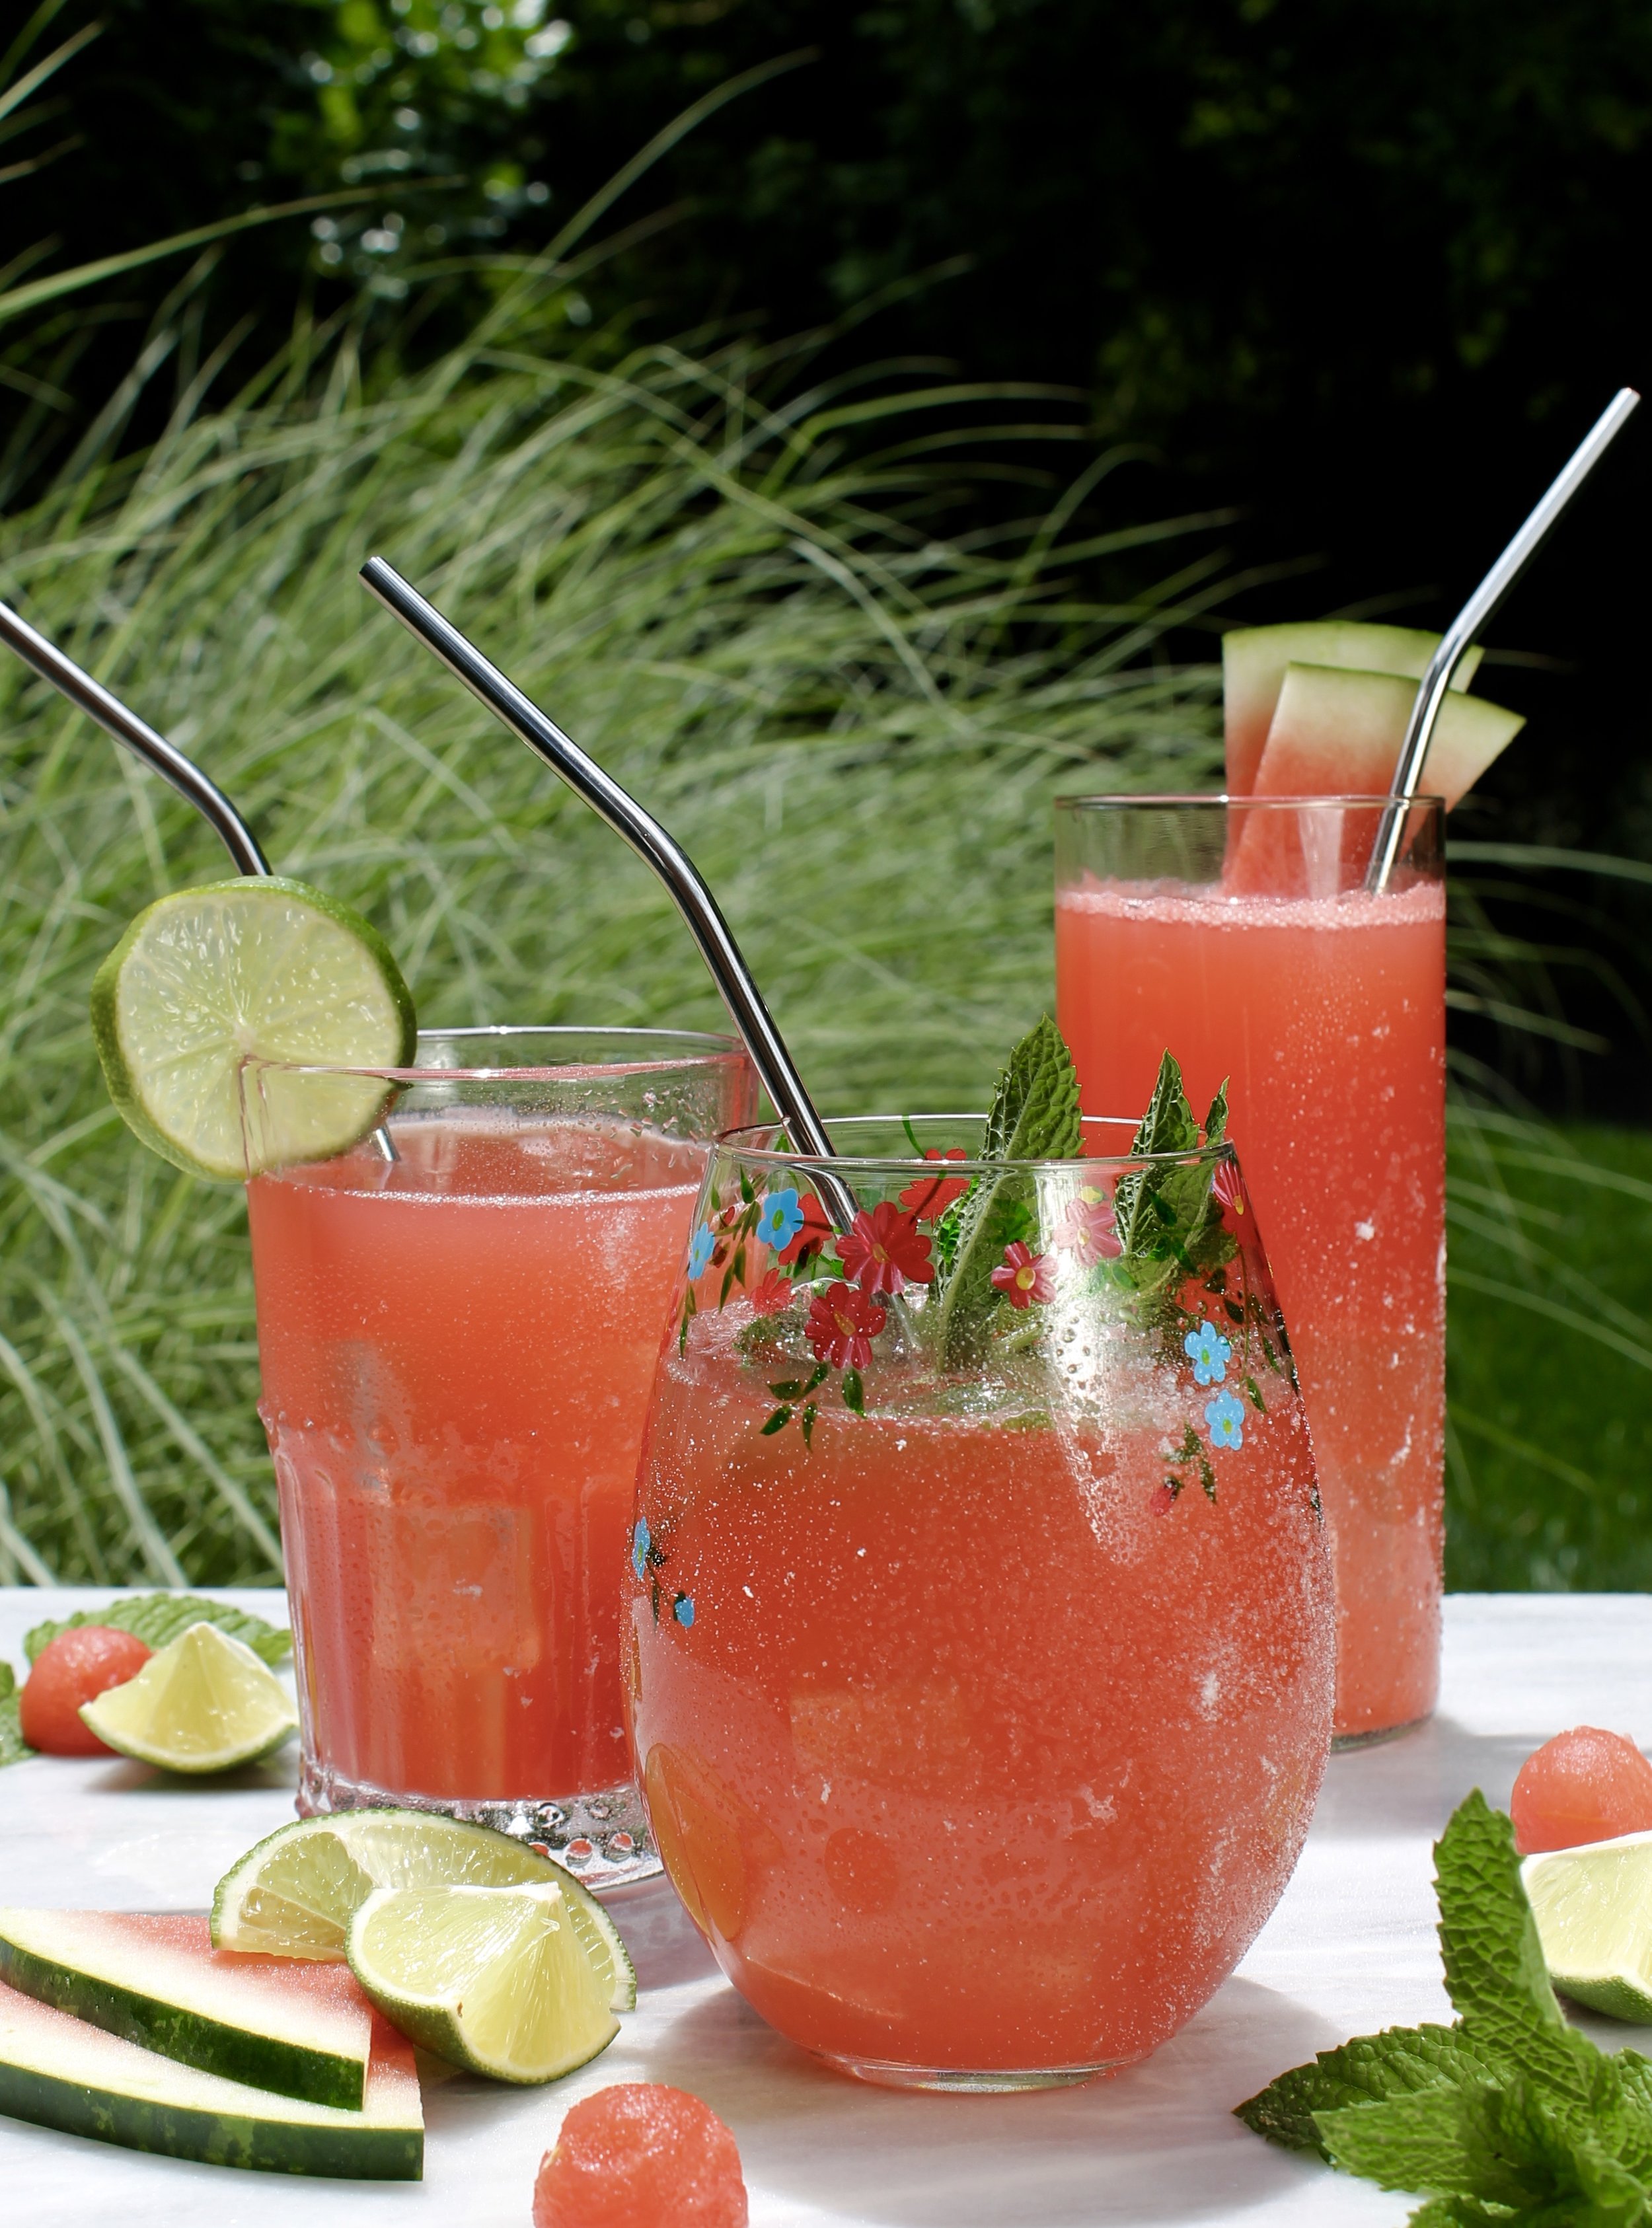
[1055,877,1446,1739]
[629,1317,1333,2075]
[248,1115,703,1803]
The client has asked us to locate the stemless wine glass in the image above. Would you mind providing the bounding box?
[241,1027,755,1888]
[626,1115,1335,2087]
[1055,797,1446,1744]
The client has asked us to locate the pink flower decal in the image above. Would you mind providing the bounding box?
[991,1241,1054,1309]
[838,1201,935,1296]
[897,1148,969,1222]
[749,1269,793,1316]
[1053,1193,1120,1263]
[806,1282,887,1370]
[1211,1160,1246,1220]
[779,1191,833,1266]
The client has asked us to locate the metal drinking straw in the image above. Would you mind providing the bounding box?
[1365,386,1641,895]
[0,598,272,877]
[0,599,399,1160]
[359,556,856,1220]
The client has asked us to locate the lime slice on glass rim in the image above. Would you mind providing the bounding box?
[1522,1830,1652,2021]
[211,1810,636,2014]
[79,1621,299,1774]
[91,875,416,1181]
[346,1881,620,2084]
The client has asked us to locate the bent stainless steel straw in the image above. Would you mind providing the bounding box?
[0,599,398,1161]
[359,555,852,1216]
[0,597,272,877]
[1366,385,1640,895]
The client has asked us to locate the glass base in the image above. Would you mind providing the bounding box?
[297,1754,661,1890]
[1332,1711,1431,1753]
[816,2051,1121,2092]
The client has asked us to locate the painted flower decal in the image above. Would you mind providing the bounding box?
[631,1518,652,1582]
[686,1223,716,1280]
[806,1282,887,1370]
[778,1191,833,1265]
[839,1201,934,1296]
[1211,1160,1246,1220]
[991,1241,1054,1309]
[672,1594,695,1628]
[755,1188,805,1252]
[749,1268,794,1316]
[1053,1193,1120,1263]
[1205,1390,1246,1450]
[1183,1322,1232,1386]
[898,1148,969,1222]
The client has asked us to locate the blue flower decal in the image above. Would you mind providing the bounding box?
[686,1223,716,1279]
[755,1188,804,1252]
[631,1518,652,1581]
[1184,1322,1232,1386]
[672,1594,695,1628]
[1205,1391,1245,1450]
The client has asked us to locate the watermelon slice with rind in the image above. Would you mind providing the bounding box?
[1252,663,1525,809]
[0,1968,421,2178]
[1223,622,1485,795]
[0,1910,371,2108]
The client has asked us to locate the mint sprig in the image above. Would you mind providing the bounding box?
[1238,1792,1652,2223]
[25,1592,291,1667]
[930,1014,1081,1366]
[0,1661,33,1769]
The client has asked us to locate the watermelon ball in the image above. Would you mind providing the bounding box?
[533,2083,747,2228]
[19,1627,153,1755]
[1511,1726,1652,1854]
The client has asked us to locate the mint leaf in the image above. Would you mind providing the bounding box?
[1205,1078,1230,1151]
[1435,1791,1587,2110]
[1237,2023,1502,2155]
[1314,2083,1493,2200]
[932,1016,1081,1366]
[26,1593,291,1667]
[0,1662,33,1769]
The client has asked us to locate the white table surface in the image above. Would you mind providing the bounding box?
[1,1588,1647,2225]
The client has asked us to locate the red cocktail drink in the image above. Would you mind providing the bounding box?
[629,1115,1334,2083]
[244,1027,753,1884]
[1055,799,1446,1740]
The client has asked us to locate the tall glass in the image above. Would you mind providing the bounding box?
[628,1116,1334,2087]
[242,1027,755,1887]
[1054,798,1446,1743]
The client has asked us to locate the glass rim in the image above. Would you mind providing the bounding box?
[716,1111,1237,1178]
[1054,791,1446,811]
[241,1023,747,1084]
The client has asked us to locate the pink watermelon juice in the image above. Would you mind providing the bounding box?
[630,1308,1333,2076]
[244,1028,753,1871]
[1055,799,1446,1741]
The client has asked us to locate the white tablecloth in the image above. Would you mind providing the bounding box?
[1,1588,1645,2225]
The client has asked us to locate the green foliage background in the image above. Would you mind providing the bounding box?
[1,3,1650,1595]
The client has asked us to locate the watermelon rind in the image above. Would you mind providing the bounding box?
[1222,621,1485,795]
[1252,663,1525,809]
[211,1808,636,2013]
[0,1911,369,2109]
[0,1977,422,2179]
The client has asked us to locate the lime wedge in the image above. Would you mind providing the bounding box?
[1522,1830,1652,2020]
[91,875,416,1181]
[79,1621,298,1774]
[348,1882,619,2083]
[210,1811,635,2013]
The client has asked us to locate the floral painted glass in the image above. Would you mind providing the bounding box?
[627,1115,1335,2089]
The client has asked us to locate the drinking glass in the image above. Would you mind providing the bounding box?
[242,1026,755,1888]
[626,1115,1334,2086]
[1054,797,1446,1743]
